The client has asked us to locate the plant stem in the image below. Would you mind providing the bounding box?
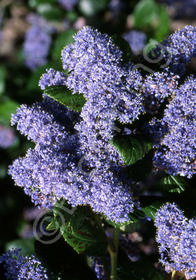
[108,227,120,280]
[171,270,176,280]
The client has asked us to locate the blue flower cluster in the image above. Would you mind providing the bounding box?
[142,71,179,113]
[0,125,16,149]
[155,203,196,279]
[123,30,147,55]
[160,25,196,75]
[62,26,144,168]
[9,25,196,225]
[23,19,52,70]
[39,68,67,90]
[0,249,48,279]
[9,100,84,209]
[153,76,196,178]
[58,0,78,10]
[9,95,134,222]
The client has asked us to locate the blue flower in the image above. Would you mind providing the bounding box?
[123,30,147,55]
[23,25,51,70]
[39,68,67,90]
[155,203,196,279]
[58,0,78,10]
[0,125,16,149]
[0,249,48,280]
[9,97,134,223]
[153,76,196,178]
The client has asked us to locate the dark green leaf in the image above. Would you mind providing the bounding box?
[0,99,19,125]
[79,0,109,16]
[53,201,108,255]
[133,0,170,41]
[133,0,159,28]
[111,135,153,166]
[0,66,6,96]
[44,85,86,112]
[142,203,160,220]
[46,219,57,231]
[66,11,78,22]
[154,6,170,41]
[32,0,57,5]
[157,174,186,193]
[37,4,64,20]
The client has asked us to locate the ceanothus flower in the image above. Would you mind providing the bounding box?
[0,249,48,280]
[23,25,51,70]
[58,0,78,10]
[154,25,196,75]
[155,203,186,256]
[177,219,196,280]
[11,103,75,151]
[155,203,196,279]
[123,30,147,55]
[89,256,107,279]
[0,125,16,149]
[88,168,133,223]
[143,118,168,146]
[142,71,179,113]
[62,26,144,168]
[39,68,67,90]
[153,76,196,178]
[9,97,134,223]
[61,26,143,102]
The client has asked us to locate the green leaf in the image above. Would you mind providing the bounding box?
[158,174,186,193]
[111,135,153,166]
[133,0,159,28]
[5,238,35,256]
[142,203,161,221]
[37,4,64,20]
[36,0,57,4]
[154,6,170,41]
[44,85,86,112]
[0,99,19,125]
[46,219,57,231]
[53,201,108,255]
[133,0,170,41]
[29,0,57,6]
[0,66,7,96]
[79,0,109,16]
[52,29,75,61]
